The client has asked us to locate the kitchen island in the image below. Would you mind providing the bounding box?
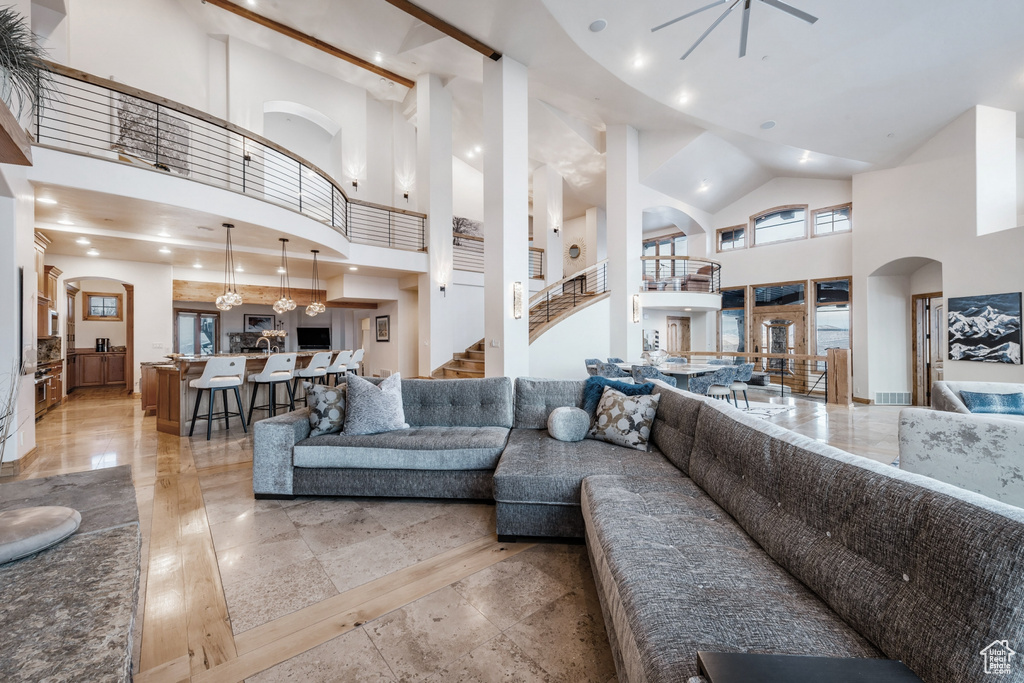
[149,352,333,437]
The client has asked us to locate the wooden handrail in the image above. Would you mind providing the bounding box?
[528,246,544,253]
[530,259,608,306]
[452,232,484,243]
[686,350,828,362]
[43,61,431,219]
[641,255,721,265]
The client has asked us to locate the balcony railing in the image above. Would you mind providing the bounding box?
[641,256,721,293]
[529,260,608,342]
[451,232,544,279]
[35,63,426,251]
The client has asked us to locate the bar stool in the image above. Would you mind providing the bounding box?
[325,350,353,386]
[348,348,365,376]
[292,351,333,402]
[188,356,247,440]
[247,353,297,423]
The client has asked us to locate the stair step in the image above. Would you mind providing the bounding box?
[450,359,484,371]
[442,366,484,379]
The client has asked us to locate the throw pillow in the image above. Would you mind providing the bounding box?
[304,382,346,437]
[582,376,653,416]
[960,391,1024,416]
[344,373,409,435]
[547,406,590,442]
[588,386,661,451]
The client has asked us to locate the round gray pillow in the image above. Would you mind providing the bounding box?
[547,406,590,442]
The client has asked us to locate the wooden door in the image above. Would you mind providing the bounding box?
[79,354,105,386]
[105,354,126,385]
[666,316,691,355]
[912,292,943,406]
[749,308,808,391]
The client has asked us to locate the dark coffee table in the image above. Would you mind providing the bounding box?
[697,651,924,682]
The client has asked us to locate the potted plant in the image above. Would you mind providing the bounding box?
[0,5,53,117]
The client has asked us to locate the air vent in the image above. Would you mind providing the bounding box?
[874,392,911,406]
[379,369,393,379]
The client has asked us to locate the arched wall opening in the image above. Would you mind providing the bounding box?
[65,275,135,396]
[262,101,343,184]
[865,257,943,405]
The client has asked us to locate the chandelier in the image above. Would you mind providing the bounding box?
[305,249,326,316]
[215,223,242,310]
[273,238,296,314]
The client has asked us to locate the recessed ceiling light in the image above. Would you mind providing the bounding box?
[86,249,99,257]
[760,120,777,130]
[159,247,171,254]
[36,197,57,205]
[193,263,203,269]
[247,0,255,5]
[632,55,645,69]
[349,266,358,271]
[466,150,475,158]
[589,19,607,32]
[474,145,482,153]
[158,230,170,238]
[277,267,286,274]
[235,265,244,272]
[698,179,710,193]
[684,308,692,312]
[374,53,383,63]
[58,219,74,225]
[678,93,690,105]
[76,237,90,245]
[799,151,811,164]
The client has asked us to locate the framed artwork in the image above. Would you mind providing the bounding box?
[375,315,390,343]
[244,314,276,333]
[948,292,1021,364]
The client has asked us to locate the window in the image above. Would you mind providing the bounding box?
[642,232,689,282]
[813,204,852,236]
[751,206,807,246]
[717,226,745,252]
[754,282,805,307]
[814,278,851,358]
[719,287,746,353]
[174,310,219,356]
[83,292,123,321]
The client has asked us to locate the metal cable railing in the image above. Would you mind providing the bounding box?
[683,351,829,403]
[529,247,544,280]
[529,260,608,340]
[35,64,425,252]
[450,232,543,278]
[640,256,721,293]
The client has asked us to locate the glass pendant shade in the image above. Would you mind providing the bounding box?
[305,249,325,317]
[305,303,318,316]
[216,295,232,311]
[218,223,241,309]
[276,238,295,316]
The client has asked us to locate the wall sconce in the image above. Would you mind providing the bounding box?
[351,180,359,190]
[553,225,560,235]
[403,191,409,201]
[632,294,641,324]
[440,283,446,297]
[512,281,523,319]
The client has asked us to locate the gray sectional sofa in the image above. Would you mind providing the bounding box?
[253,376,1024,683]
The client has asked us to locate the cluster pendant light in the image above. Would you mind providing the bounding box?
[273,238,297,315]
[305,249,326,317]
[215,223,243,310]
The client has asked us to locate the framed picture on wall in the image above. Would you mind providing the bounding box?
[948,292,1022,364]
[244,314,276,333]
[375,315,390,342]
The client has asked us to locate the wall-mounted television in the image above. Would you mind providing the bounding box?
[297,327,331,349]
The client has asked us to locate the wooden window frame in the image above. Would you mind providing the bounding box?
[82,291,123,322]
[752,278,808,308]
[716,225,746,253]
[810,276,853,359]
[718,285,748,352]
[173,308,221,356]
[811,203,853,238]
[749,204,808,248]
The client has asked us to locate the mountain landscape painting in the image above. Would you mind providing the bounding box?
[948,292,1022,364]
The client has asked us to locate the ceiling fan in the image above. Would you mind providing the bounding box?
[652,0,818,60]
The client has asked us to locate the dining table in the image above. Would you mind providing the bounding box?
[615,362,722,391]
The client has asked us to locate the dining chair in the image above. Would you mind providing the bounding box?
[666,357,687,364]
[594,362,631,379]
[707,366,740,404]
[188,356,246,440]
[631,365,677,387]
[731,363,755,409]
[607,357,625,364]
[584,358,603,376]
[689,367,735,399]
[707,359,732,365]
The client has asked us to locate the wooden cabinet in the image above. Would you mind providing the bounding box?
[66,354,77,392]
[140,365,158,412]
[76,352,125,387]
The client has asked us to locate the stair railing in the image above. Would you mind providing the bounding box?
[529,259,609,328]
[639,255,721,292]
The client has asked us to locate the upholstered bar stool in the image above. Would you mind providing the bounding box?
[292,351,333,401]
[188,356,247,440]
[348,348,365,376]
[325,350,353,386]
[247,353,297,423]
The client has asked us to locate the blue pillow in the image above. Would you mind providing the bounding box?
[582,376,653,416]
[960,391,1024,416]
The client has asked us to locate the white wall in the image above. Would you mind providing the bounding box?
[641,308,714,355]
[452,157,484,222]
[352,290,417,379]
[529,298,611,380]
[450,273,485,353]
[72,278,127,347]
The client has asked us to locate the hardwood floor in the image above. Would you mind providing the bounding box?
[6,386,901,682]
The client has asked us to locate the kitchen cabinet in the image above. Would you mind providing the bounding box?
[140,365,158,412]
[77,352,125,387]
[66,354,77,392]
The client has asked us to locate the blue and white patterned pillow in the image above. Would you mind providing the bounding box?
[344,373,409,435]
[960,391,1024,416]
[304,382,345,437]
[587,386,661,451]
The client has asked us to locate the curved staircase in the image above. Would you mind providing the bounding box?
[529,261,609,343]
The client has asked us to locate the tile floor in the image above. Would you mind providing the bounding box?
[9,386,901,682]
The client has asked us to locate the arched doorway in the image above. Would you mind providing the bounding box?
[64,276,135,398]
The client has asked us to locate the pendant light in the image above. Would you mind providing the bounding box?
[273,238,296,314]
[305,249,326,316]
[216,223,242,310]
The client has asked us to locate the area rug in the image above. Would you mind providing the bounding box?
[739,402,796,420]
[0,466,140,683]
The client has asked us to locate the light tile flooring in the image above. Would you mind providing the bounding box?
[8,387,901,682]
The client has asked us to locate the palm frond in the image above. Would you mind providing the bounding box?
[0,6,54,117]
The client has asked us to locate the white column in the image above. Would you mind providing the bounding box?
[585,206,607,267]
[483,56,530,379]
[607,124,642,362]
[531,165,563,287]
[415,74,454,377]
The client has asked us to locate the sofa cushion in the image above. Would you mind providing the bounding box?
[293,426,510,470]
[588,387,660,451]
[582,376,654,415]
[547,407,590,442]
[493,428,680,507]
[960,390,1024,416]
[401,377,514,428]
[687,399,1024,683]
[581,475,881,683]
[344,373,408,435]
[513,378,585,429]
[304,382,345,437]
[649,386,706,474]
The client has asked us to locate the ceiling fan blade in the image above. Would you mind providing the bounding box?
[680,0,742,60]
[651,0,727,32]
[738,0,751,57]
[759,0,818,24]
